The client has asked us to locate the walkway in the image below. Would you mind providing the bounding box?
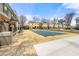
[34,35,79,56]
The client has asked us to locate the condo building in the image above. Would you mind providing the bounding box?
[0,3,19,32]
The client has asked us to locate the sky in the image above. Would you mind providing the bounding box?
[10,3,79,21]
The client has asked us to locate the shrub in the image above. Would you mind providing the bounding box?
[23,25,29,29]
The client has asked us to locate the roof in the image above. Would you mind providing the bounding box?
[4,3,18,20]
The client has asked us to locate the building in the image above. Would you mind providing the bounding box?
[29,21,40,29]
[76,19,79,29]
[28,21,55,29]
[28,20,66,29]
[0,3,18,32]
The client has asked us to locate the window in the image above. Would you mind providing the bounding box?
[77,20,79,24]
[0,4,3,12]
[3,5,8,15]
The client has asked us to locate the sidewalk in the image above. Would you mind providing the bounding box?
[34,35,79,56]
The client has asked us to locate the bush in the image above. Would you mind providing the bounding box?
[23,25,29,29]
[74,28,79,30]
[65,27,71,30]
[65,26,71,30]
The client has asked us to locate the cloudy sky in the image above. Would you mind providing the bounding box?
[10,3,79,21]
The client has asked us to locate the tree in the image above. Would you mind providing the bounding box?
[41,18,47,23]
[19,15,27,29]
[58,19,64,29]
[64,12,75,29]
[39,22,43,29]
[39,18,47,29]
[52,18,57,28]
[32,16,42,29]
[32,16,41,23]
[46,19,50,29]
[41,18,50,29]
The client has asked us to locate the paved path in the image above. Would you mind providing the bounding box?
[34,35,79,56]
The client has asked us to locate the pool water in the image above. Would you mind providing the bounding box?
[32,30,64,37]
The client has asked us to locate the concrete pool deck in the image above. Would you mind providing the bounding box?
[34,35,79,56]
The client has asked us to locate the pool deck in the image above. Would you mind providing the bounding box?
[34,35,79,56]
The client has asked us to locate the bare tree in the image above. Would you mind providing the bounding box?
[33,16,40,22]
[39,22,43,29]
[64,12,75,29]
[58,19,64,29]
[53,18,57,29]
[19,15,27,29]
[46,19,50,29]
[41,18,50,29]
[32,16,41,29]
[39,18,47,29]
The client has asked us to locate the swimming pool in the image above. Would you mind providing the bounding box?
[32,30,64,37]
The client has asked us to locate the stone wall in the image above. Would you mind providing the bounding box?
[1,22,9,32]
[0,32,12,46]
